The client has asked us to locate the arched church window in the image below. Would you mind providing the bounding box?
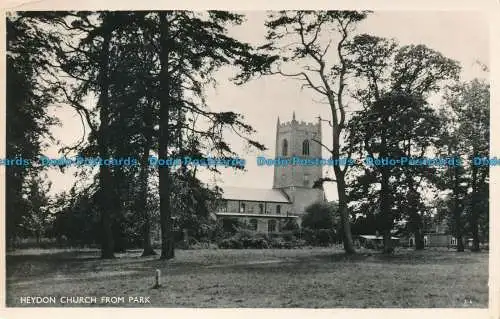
[303,175,309,187]
[282,139,288,156]
[302,139,310,155]
[268,220,277,232]
[220,200,228,212]
[249,219,258,231]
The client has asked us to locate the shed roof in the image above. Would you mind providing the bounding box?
[359,235,400,240]
[221,186,291,203]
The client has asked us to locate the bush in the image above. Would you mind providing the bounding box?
[281,230,296,242]
[218,237,244,249]
[269,237,285,248]
[282,219,300,232]
[175,237,218,250]
[302,202,337,230]
[280,239,306,249]
[293,239,306,248]
[217,229,272,249]
[302,228,335,247]
[189,241,218,250]
[316,229,334,246]
[249,237,269,249]
[217,229,308,249]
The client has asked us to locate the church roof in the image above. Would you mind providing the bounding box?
[221,186,291,203]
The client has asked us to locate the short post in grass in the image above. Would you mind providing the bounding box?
[153,269,161,289]
[183,229,189,248]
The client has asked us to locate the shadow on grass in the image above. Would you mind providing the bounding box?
[6,249,214,281]
[6,247,487,282]
[296,249,487,266]
[6,249,147,280]
[5,247,488,308]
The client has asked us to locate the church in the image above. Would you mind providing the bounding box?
[213,113,326,233]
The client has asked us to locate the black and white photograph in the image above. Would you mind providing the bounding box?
[3,7,492,310]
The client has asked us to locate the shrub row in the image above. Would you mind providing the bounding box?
[301,228,337,247]
[216,228,336,249]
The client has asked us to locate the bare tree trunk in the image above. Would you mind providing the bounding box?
[97,18,115,259]
[336,174,355,254]
[139,98,156,257]
[380,166,393,254]
[5,168,22,250]
[158,11,175,260]
[471,217,480,252]
[112,170,127,253]
[452,164,465,252]
[407,181,424,251]
[414,226,425,250]
[379,118,393,254]
[470,153,481,252]
[456,233,465,252]
[331,109,355,254]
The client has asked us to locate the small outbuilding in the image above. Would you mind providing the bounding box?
[356,235,400,249]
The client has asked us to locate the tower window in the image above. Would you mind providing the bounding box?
[282,139,288,156]
[302,140,310,155]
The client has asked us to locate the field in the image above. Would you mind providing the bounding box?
[6,247,488,308]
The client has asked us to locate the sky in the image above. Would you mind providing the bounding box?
[43,10,490,200]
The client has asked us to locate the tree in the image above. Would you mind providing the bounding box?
[103,14,160,256]
[53,185,100,247]
[154,11,270,259]
[93,13,119,258]
[29,12,175,257]
[6,13,58,248]
[302,201,338,230]
[171,172,221,241]
[14,11,272,260]
[458,80,489,252]
[346,34,460,253]
[22,174,53,244]
[439,79,489,252]
[28,11,143,258]
[254,11,371,254]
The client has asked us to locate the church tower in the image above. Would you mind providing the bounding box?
[273,112,326,220]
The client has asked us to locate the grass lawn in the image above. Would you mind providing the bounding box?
[6,247,488,308]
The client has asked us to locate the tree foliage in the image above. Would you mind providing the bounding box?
[7,11,271,259]
[6,14,59,247]
[434,79,489,251]
[302,201,338,230]
[346,34,460,253]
